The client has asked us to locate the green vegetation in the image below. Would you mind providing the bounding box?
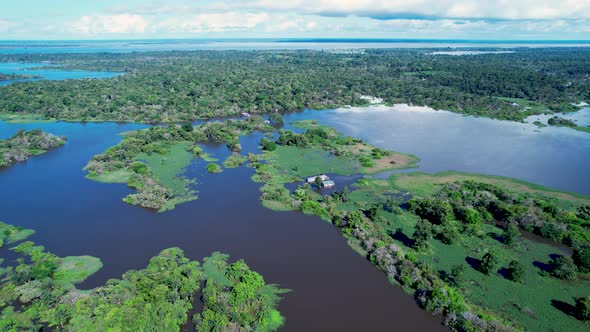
[222,154,247,168]
[1,48,588,123]
[0,73,38,81]
[85,117,274,211]
[0,222,34,246]
[206,163,222,173]
[0,129,65,168]
[548,116,590,133]
[0,221,287,331]
[194,252,289,331]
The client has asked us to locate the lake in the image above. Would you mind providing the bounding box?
[0,62,121,86]
[0,105,589,331]
[286,105,590,196]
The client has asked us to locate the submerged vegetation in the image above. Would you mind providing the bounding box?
[0,48,588,123]
[0,221,287,331]
[0,129,65,168]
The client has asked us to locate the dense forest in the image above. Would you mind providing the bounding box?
[0,221,287,331]
[0,129,66,167]
[0,48,588,123]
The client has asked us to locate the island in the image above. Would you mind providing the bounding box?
[0,73,38,81]
[84,116,274,211]
[0,221,287,331]
[548,116,590,133]
[0,129,66,168]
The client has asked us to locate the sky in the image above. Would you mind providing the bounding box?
[1,0,589,40]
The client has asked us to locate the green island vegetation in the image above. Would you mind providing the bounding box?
[194,252,289,331]
[0,73,38,81]
[250,120,419,211]
[548,116,590,133]
[84,116,274,211]
[0,129,66,168]
[0,221,287,331]
[243,122,590,330]
[0,48,588,123]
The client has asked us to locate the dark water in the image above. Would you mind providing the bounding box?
[0,120,442,331]
[0,62,121,86]
[285,106,590,196]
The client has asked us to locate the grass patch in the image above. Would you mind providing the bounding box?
[136,142,195,197]
[387,171,590,205]
[87,169,132,184]
[222,154,247,168]
[54,256,103,288]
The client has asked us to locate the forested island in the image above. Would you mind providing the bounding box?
[0,221,287,331]
[548,116,590,133]
[0,73,37,81]
[84,116,274,211]
[0,48,588,123]
[0,129,66,168]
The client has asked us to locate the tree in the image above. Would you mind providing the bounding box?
[315,176,323,189]
[260,138,276,151]
[413,219,433,250]
[268,113,284,126]
[550,256,577,280]
[573,245,590,273]
[503,223,520,246]
[181,123,193,132]
[480,250,499,275]
[506,260,525,282]
[449,264,465,287]
[437,220,460,245]
[575,296,590,320]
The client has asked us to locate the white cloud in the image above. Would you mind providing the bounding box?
[154,12,270,33]
[70,14,148,35]
[0,19,14,32]
[229,0,590,20]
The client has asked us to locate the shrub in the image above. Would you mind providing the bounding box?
[550,256,577,280]
[575,296,590,320]
[573,245,590,273]
[503,223,520,246]
[480,251,499,276]
[506,260,525,282]
[413,219,433,250]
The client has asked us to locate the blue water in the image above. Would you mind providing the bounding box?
[0,39,589,54]
[0,62,121,85]
[284,106,590,196]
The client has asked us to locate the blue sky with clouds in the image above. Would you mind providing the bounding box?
[1,0,589,40]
